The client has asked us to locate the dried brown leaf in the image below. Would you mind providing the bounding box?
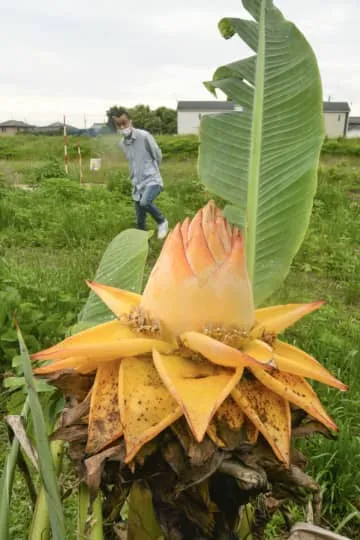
[6,415,39,470]
[162,439,187,476]
[51,424,88,443]
[219,460,268,491]
[45,369,94,400]
[292,421,336,440]
[85,442,125,499]
[62,393,91,426]
[176,448,225,492]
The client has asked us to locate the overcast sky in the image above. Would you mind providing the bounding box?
[1,0,358,127]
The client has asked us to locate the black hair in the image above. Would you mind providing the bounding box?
[114,109,132,120]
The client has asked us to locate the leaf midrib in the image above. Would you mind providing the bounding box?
[246,0,266,283]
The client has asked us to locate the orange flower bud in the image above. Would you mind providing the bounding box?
[141,201,254,337]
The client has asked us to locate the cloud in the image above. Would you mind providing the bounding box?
[1,0,359,126]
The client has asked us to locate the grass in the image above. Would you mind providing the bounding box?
[0,134,360,537]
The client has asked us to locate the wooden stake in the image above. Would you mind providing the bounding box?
[78,145,83,184]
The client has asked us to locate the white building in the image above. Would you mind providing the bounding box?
[177,100,351,138]
[177,101,236,135]
[323,102,350,138]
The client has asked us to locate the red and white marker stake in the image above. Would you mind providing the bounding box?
[63,115,68,175]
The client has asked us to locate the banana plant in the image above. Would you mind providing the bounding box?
[1,1,330,538]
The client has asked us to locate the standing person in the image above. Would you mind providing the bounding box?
[114,110,169,240]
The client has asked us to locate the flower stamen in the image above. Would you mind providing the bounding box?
[203,325,249,349]
[121,307,161,337]
[261,330,277,347]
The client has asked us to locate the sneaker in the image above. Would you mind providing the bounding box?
[157,219,169,240]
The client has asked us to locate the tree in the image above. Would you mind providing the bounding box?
[154,107,177,134]
[105,104,177,134]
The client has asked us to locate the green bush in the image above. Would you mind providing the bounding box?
[157,135,199,159]
[34,159,67,183]
[322,137,360,156]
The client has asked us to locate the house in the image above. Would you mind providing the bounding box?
[91,122,106,134]
[0,120,35,136]
[35,122,79,135]
[323,102,350,138]
[177,101,236,135]
[347,117,360,138]
[177,100,351,138]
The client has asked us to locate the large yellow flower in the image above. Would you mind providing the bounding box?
[32,202,346,465]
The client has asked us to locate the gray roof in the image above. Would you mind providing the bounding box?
[45,121,77,129]
[177,101,235,112]
[0,119,34,127]
[178,100,351,113]
[323,102,350,112]
[348,116,360,126]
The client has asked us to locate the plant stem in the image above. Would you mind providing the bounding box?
[246,0,266,283]
[0,397,30,540]
[77,483,104,540]
[16,446,37,506]
[28,439,65,540]
[92,492,104,540]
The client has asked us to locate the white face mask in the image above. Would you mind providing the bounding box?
[120,127,132,137]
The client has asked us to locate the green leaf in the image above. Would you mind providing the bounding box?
[199,0,324,306]
[4,376,53,393]
[127,481,164,540]
[11,354,23,369]
[16,325,66,540]
[79,229,149,325]
[3,376,26,390]
[1,328,18,343]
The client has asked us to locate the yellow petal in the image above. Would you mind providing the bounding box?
[274,341,347,391]
[86,360,123,455]
[86,281,142,318]
[208,397,246,448]
[243,339,275,365]
[252,302,324,337]
[181,332,271,370]
[119,357,182,463]
[34,356,88,375]
[32,338,172,364]
[232,379,291,464]
[216,396,245,431]
[32,320,134,360]
[153,350,243,443]
[250,367,337,431]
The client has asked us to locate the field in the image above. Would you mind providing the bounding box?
[0,134,360,538]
